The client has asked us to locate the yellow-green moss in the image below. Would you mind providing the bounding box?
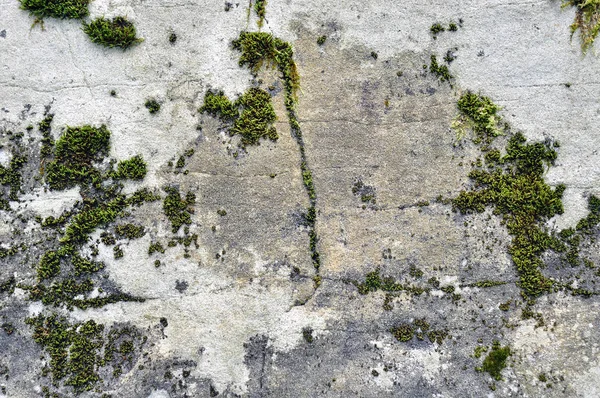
[562,0,600,53]
[200,87,277,147]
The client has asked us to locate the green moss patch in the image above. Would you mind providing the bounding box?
[477,341,511,380]
[254,0,266,27]
[83,16,142,49]
[26,314,145,393]
[163,187,195,233]
[200,88,277,147]
[0,150,27,208]
[20,0,90,19]
[562,0,600,53]
[112,155,147,180]
[45,125,110,190]
[233,32,300,101]
[145,99,160,114]
[429,55,453,84]
[452,92,564,297]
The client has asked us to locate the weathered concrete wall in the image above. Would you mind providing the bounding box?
[2,0,600,397]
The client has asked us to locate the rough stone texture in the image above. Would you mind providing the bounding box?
[2,0,600,397]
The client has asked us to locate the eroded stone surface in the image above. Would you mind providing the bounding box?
[2,0,600,397]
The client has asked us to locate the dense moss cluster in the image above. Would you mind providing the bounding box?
[26,314,104,392]
[477,341,511,380]
[45,125,110,190]
[83,16,143,49]
[163,187,195,233]
[562,0,600,53]
[112,155,147,180]
[452,92,565,297]
[232,32,300,102]
[453,92,502,143]
[26,315,145,393]
[39,113,55,158]
[19,0,90,19]
[145,99,160,114]
[199,88,277,147]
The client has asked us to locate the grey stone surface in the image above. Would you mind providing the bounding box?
[2,0,600,397]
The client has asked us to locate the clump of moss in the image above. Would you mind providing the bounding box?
[353,269,420,295]
[45,124,110,190]
[20,0,90,19]
[72,253,104,274]
[199,90,239,121]
[163,187,195,233]
[38,251,61,280]
[391,324,413,342]
[0,149,27,205]
[430,23,445,38]
[26,314,104,392]
[83,16,143,50]
[113,245,123,259]
[145,98,160,114]
[148,242,165,255]
[254,0,266,27]
[317,35,326,45]
[452,93,564,297]
[112,155,147,180]
[39,113,55,158]
[477,341,511,380]
[199,87,277,147]
[429,55,453,83]
[452,91,502,143]
[115,223,145,239]
[232,31,300,100]
[562,0,600,53]
[352,179,376,206]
